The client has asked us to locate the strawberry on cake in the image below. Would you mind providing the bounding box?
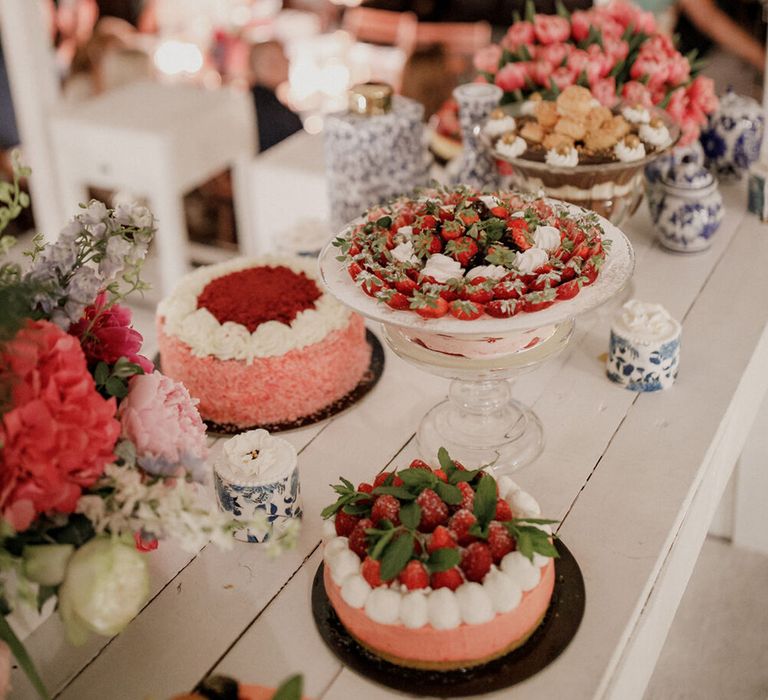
[157,257,371,429]
[321,449,558,670]
[332,185,609,321]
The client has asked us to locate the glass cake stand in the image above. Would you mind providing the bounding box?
[318,200,634,474]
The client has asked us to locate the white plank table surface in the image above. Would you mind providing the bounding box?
[10,179,768,700]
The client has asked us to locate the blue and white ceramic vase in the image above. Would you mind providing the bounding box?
[325,83,428,230]
[606,300,681,392]
[645,141,705,187]
[647,157,723,253]
[452,83,502,190]
[214,429,301,543]
[700,89,764,180]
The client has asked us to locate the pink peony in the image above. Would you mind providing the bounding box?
[69,292,153,374]
[502,21,535,51]
[473,44,502,75]
[0,321,120,532]
[551,66,576,91]
[494,61,529,92]
[118,372,207,482]
[622,80,653,108]
[537,42,569,69]
[570,10,591,42]
[534,14,570,45]
[591,77,617,107]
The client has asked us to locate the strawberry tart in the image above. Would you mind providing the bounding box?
[333,185,608,322]
[157,257,372,429]
[321,449,558,670]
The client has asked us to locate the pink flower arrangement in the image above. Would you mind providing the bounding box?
[0,320,120,532]
[117,372,208,482]
[475,0,718,145]
[69,291,154,374]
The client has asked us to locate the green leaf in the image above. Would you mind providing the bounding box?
[111,357,144,378]
[448,467,483,485]
[555,0,570,19]
[399,501,422,530]
[369,528,396,561]
[397,468,436,490]
[437,447,454,472]
[0,614,50,699]
[435,481,462,505]
[524,0,535,23]
[426,548,460,573]
[372,485,416,501]
[341,502,372,516]
[375,216,392,229]
[272,674,303,700]
[380,532,415,581]
[473,474,497,527]
[94,362,109,386]
[105,376,128,398]
[506,523,560,562]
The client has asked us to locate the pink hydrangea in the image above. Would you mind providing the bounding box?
[118,372,208,482]
[0,321,120,532]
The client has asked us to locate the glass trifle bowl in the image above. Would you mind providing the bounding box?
[318,192,634,474]
[485,97,680,226]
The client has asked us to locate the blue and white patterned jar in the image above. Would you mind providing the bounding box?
[214,429,301,543]
[452,83,502,190]
[647,157,723,253]
[325,83,428,230]
[700,89,764,180]
[645,141,705,187]
[606,300,681,392]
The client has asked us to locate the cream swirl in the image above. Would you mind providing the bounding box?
[545,147,579,167]
[532,225,562,251]
[421,253,464,283]
[484,115,517,138]
[466,264,508,281]
[613,299,680,344]
[615,139,646,162]
[639,122,672,148]
[621,105,651,124]
[515,247,549,274]
[391,240,419,264]
[496,135,527,159]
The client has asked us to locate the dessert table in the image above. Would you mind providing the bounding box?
[10,163,768,699]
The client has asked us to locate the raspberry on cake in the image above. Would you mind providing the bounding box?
[332,185,609,322]
[157,257,372,428]
[320,449,559,670]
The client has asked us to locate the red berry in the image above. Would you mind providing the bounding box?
[445,236,478,267]
[449,299,484,321]
[488,521,515,563]
[409,459,432,470]
[416,488,449,532]
[430,567,464,591]
[555,278,583,300]
[507,219,532,251]
[427,525,457,553]
[398,560,430,590]
[492,279,525,300]
[460,542,493,582]
[348,262,363,280]
[448,508,477,546]
[434,469,448,482]
[462,284,494,304]
[361,556,383,587]
[440,219,464,240]
[490,205,509,218]
[486,299,520,318]
[358,482,373,494]
[458,209,480,226]
[373,472,395,488]
[412,295,450,319]
[348,518,373,559]
[495,498,513,522]
[384,290,411,310]
[394,277,418,296]
[335,510,360,537]
[457,481,474,511]
[371,495,400,526]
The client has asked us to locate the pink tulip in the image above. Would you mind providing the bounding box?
[533,14,570,45]
[494,62,529,92]
[622,80,653,108]
[502,21,535,51]
[473,44,503,75]
[591,77,617,107]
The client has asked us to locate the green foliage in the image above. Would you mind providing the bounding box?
[272,675,303,700]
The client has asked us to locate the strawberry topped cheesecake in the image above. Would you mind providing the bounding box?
[321,449,558,670]
[332,185,608,322]
[157,257,371,428]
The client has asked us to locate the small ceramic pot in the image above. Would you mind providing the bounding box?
[214,430,302,543]
[452,83,502,190]
[647,157,723,252]
[606,300,681,392]
[700,89,764,180]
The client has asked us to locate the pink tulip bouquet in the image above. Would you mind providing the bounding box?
[0,159,288,699]
[474,0,718,145]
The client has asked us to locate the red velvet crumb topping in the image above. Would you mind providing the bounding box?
[197,266,322,332]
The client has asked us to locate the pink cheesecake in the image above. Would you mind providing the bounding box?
[157,257,371,427]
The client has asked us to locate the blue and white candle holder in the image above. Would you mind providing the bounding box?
[453,82,502,190]
[325,83,427,230]
[214,429,301,543]
[606,300,681,392]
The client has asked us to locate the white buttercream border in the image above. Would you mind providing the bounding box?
[158,256,352,362]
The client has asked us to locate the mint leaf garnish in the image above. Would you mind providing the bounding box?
[380,533,415,581]
[426,548,460,573]
[473,473,497,527]
[399,501,422,530]
[435,481,462,505]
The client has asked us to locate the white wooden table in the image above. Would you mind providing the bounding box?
[11,177,768,700]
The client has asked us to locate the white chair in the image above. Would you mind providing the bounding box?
[0,0,257,296]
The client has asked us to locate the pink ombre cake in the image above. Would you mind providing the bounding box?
[157,257,371,428]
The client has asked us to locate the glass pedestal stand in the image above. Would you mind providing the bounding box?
[381,321,574,474]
